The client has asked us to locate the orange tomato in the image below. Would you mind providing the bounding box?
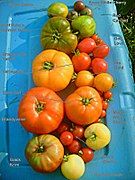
[93,73,114,92]
[75,71,94,87]
[65,86,102,125]
[32,50,74,92]
[18,87,64,134]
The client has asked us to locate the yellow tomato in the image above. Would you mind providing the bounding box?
[84,123,111,150]
[61,154,85,180]
[93,73,114,92]
[75,70,94,87]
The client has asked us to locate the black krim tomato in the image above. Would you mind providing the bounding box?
[41,17,78,54]
[67,10,78,21]
[71,15,96,39]
[74,1,85,12]
[80,7,93,16]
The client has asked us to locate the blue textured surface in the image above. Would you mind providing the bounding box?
[0,0,135,179]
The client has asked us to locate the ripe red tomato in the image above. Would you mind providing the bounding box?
[60,131,73,146]
[77,38,96,54]
[91,58,108,74]
[104,91,112,100]
[102,101,108,110]
[57,122,69,134]
[70,125,84,139]
[91,34,104,45]
[100,110,106,118]
[68,140,81,154]
[93,44,110,58]
[72,52,91,72]
[79,148,94,163]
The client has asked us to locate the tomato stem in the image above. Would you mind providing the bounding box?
[90,133,97,141]
[81,97,93,106]
[37,146,44,153]
[35,102,45,113]
[43,61,54,70]
[71,72,77,82]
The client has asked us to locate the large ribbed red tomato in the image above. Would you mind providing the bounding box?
[65,86,102,125]
[18,87,64,134]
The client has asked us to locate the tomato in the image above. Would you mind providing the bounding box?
[72,52,91,72]
[94,73,114,92]
[93,44,110,58]
[68,140,82,154]
[25,134,64,173]
[77,38,96,54]
[80,7,92,16]
[72,15,96,39]
[70,125,84,139]
[67,10,78,21]
[74,1,85,11]
[102,101,108,110]
[65,86,102,125]
[60,131,73,146]
[57,122,70,134]
[91,58,108,74]
[32,50,74,92]
[100,110,106,118]
[79,148,94,163]
[75,70,94,87]
[61,154,85,180]
[104,91,112,100]
[84,123,111,150]
[41,17,78,54]
[91,34,104,45]
[48,2,68,17]
[18,87,64,134]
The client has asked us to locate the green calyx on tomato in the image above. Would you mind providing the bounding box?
[81,97,93,106]
[36,145,44,153]
[35,101,45,113]
[71,15,96,39]
[43,61,54,70]
[89,132,97,141]
[41,17,78,54]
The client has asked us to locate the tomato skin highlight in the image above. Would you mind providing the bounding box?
[91,58,108,74]
[93,44,110,58]
[100,110,106,118]
[68,140,82,154]
[79,148,94,163]
[77,38,96,54]
[104,91,112,100]
[60,131,73,146]
[72,52,91,72]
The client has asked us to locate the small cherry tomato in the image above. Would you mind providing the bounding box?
[91,34,104,45]
[79,148,94,163]
[68,140,82,154]
[60,131,73,146]
[74,1,85,11]
[100,110,106,118]
[91,58,108,74]
[77,38,96,54]
[67,10,78,21]
[102,101,109,110]
[57,122,69,134]
[72,52,91,72]
[103,91,112,100]
[93,44,110,58]
[70,125,84,139]
[80,7,92,16]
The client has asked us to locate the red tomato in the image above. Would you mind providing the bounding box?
[100,110,106,118]
[93,44,110,58]
[77,38,96,54]
[79,148,94,163]
[91,34,104,45]
[72,52,91,72]
[60,131,73,146]
[91,58,108,74]
[102,101,108,110]
[103,91,112,100]
[70,125,84,139]
[68,140,81,154]
[57,122,69,134]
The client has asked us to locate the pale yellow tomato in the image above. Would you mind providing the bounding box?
[75,70,94,87]
[61,154,85,180]
[84,123,111,150]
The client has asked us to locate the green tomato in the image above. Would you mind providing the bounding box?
[48,2,68,17]
[84,123,111,150]
[71,15,96,39]
[61,154,85,180]
[41,17,78,54]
